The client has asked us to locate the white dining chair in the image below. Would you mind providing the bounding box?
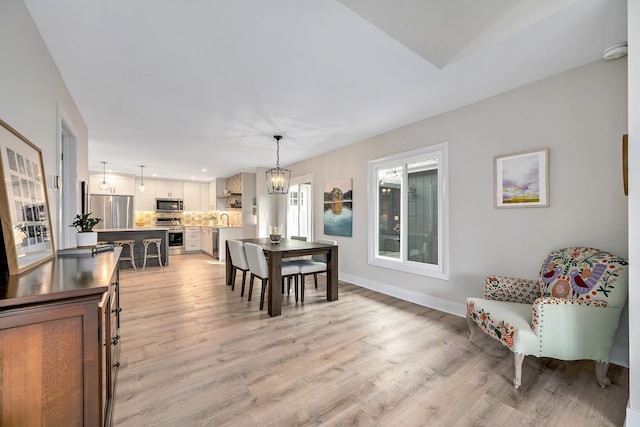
[244,242,300,309]
[283,235,308,295]
[288,238,337,302]
[227,240,250,295]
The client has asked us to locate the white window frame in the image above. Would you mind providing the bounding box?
[367,142,449,280]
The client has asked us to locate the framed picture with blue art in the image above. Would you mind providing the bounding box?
[323,178,353,237]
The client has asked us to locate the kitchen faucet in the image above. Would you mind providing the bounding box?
[220,213,229,227]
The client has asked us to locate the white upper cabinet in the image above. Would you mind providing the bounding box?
[183,182,200,211]
[200,183,210,211]
[89,173,135,195]
[134,178,156,211]
[183,182,210,211]
[155,180,183,199]
[208,180,216,211]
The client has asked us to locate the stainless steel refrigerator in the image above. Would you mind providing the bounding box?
[90,195,134,230]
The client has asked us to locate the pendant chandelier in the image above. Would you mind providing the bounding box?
[137,165,146,192]
[265,135,291,195]
[98,161,110,190]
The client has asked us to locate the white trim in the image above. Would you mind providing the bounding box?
[340,272,464,317]
[367,141,449,280]
[610,344,629,368]
[56,102,79,249]
[289,172,314,240]
[627,407,640,427]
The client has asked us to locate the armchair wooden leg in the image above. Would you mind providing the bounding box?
[513,353,525,389]
[466,315,476,342]
[595,361,612,388]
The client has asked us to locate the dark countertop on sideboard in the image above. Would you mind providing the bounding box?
[0,247,121,309]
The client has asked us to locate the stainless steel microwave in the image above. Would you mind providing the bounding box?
[155,198,183,212]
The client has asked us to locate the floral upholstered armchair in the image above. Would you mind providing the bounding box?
[466,247,628,389]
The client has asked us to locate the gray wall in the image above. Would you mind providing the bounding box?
[0,0,89,247]
[288,58,629,364]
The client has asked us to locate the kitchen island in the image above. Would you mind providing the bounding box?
[97,227,169,268]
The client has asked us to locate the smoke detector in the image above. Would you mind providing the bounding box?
[603,43,627,61]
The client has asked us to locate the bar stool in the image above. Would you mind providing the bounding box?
[142,238,163,269]
[113,239,136,270]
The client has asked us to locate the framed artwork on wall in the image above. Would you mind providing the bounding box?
[323,178,353,237]
[0,118,55,275]
[494,148,549,208]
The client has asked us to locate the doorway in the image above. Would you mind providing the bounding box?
[59,117,78,249]
[286,175,313,240]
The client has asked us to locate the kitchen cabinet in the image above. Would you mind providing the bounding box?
[155,180,183,199]
[201,184,210,210]
[183,182,209,211]
[208,181,217,211]
[201,227,214,256]
[183,182,200,210]
[184,226,202,252]
[134,178,156,211]
[90,173,135,195]
[0,249,122,426]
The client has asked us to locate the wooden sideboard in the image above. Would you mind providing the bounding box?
[0,247,122,426]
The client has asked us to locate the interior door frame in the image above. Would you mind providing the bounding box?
[57,105,78,249]
[287,173,314,241]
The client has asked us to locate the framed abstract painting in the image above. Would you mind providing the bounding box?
[494,148,549,208]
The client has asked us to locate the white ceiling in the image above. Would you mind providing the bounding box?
[24,0,626,181]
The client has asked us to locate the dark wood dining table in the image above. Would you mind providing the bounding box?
[225,238,338,317]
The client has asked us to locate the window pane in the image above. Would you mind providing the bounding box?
[407,164,438,264]
[378,167,401,259]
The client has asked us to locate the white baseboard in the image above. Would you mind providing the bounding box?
[338,272,629,368]
[339,272,466,317]
[610,344,629,368]
[626,407,640,427]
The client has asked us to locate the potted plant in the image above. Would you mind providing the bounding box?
[70,213,102,248]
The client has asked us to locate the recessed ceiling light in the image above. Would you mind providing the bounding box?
[603,43,627,61]
[201,169,207,173]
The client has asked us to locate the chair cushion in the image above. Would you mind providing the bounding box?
[281,263,300,276]
[466,298,539,356]
[298,260,326,274]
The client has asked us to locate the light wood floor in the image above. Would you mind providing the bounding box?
[114,254,629,426]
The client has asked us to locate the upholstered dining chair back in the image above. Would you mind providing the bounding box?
[227,240,249,271]
[312,238,337,263]
[244,243,268,278]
